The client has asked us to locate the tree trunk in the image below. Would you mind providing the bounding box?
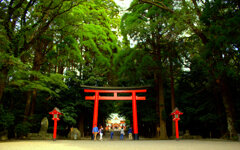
[30,46,42,116]
[58,63,64,74]
[170,59,176,137]
[78,113,84,137]
[30,89,37,116]
[55,65,57,73]
[213,83,225,137]
[154,72,160,137]
[48,63,52,74]
[24,91,32,121]
[220,78,237,139]
[158,73,168,139]
[0,67,8,103]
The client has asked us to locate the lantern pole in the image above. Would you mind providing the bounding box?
[53,119,58,141]
[175,119,179,139]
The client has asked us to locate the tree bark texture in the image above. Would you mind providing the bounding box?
[24,91,32,121]
[0,67,8,103]
[29,45,43,116]
[158,73,168,139]
[220,78,237,139]
[154,72,160,137]
[30,89,37,116]
[58,64,64,74]
[213,85,225,136]
[170,57,176,136]
[78,114,84,137]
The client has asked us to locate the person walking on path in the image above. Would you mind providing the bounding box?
[99,126,104,141]
[128,127,132,140]
[92,124,99,141]
[120,127,125,140]
[110,127,114,140]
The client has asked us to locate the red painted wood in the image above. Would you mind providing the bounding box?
[132,92,138,134]
[175,120,179,139]
[85,96,146,100]
[84,88,147,136]
[53,119,57,140]
[92,92,99,128]
[49,107,62,141]
[84,89,147,93]
[171,108,183,139]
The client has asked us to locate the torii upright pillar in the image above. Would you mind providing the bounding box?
[84,86,147,140]
[92,91,99,128]
[132,91,138,139]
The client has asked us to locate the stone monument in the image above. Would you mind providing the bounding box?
[0,130,8,141]
[27,117,52,140]
[39,117,49,136]
[68,127,81,140]
[183,130,191,139]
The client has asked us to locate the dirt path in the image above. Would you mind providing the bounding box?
[0,140,239,150]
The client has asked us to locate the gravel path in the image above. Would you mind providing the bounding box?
[0,140,240,150]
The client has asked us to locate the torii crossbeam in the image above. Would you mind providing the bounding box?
[82,85,148,140]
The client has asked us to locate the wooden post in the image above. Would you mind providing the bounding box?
[132,92,139,140]
[92,92,99,128]
[53,119,58,140]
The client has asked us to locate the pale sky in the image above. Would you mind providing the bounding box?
[114,0,136,48]
[114,0,133,10]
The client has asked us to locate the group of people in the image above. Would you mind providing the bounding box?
[92,124,104,140]
[92,124,133,141]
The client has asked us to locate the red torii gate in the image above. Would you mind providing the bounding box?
[82,85,148,140]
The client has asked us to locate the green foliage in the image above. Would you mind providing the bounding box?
[61,105,78,126]
[0,53,25,71]
[8,70,67,97]
[0,0,121,138]
[0,105,15,131]
[200,0,240,79]
[175,68,227,136]
[199,113,219,124]
[1,0,239,139]
[14,122,32,138]
[139,101,158,122]
[114,48,156,86]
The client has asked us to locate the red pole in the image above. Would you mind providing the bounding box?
[53,119,57,140]
[175,120,179,139]
[92,92,99,128]
[132,92,139,140]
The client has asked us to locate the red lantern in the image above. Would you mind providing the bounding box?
[171,107,183,139]
[49,107,62,141]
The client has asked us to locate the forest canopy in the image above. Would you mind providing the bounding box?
[0,0,240,140]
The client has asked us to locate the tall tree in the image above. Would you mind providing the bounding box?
[200,0,240,138]
[141,0,240,139]
[121,0,179,139]
[0,0,83,103]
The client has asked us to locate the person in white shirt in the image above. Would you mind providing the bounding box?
[99,126,104,141]
[120,128,125,140]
